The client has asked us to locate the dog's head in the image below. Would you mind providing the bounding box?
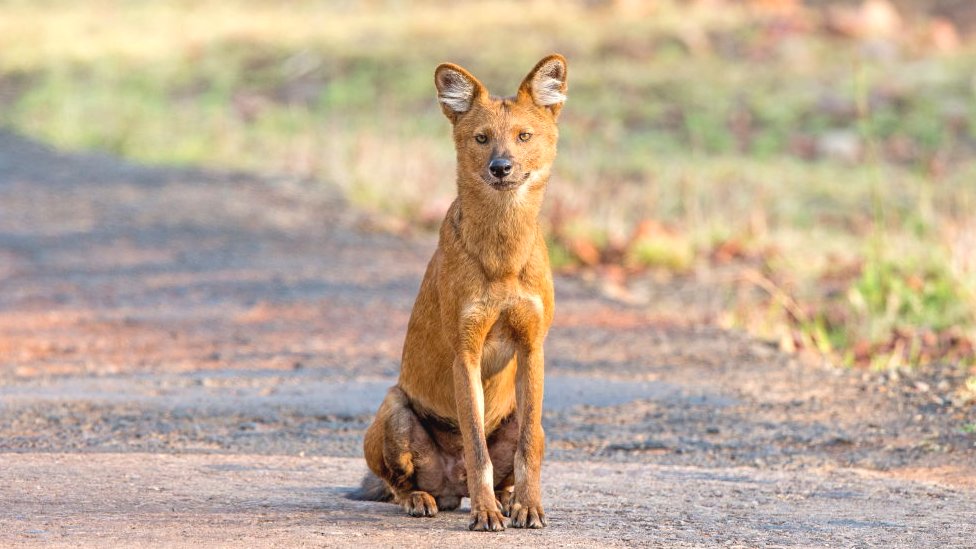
[434,55,567,193]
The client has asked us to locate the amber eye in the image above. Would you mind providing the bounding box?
[475,134,488,144]
[518,132,532,142]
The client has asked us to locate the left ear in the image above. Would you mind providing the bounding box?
[518,54,568,119]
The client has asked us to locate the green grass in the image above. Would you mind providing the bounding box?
[1,0,975,368]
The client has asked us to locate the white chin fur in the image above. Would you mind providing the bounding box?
[513,170,546,201]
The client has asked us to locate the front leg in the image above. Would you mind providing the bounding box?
[453,353,506,532]
[510,344,547,528]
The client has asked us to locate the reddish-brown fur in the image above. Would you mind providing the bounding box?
[356,55,567,532]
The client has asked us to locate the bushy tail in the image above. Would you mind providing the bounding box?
[346,471,394,502]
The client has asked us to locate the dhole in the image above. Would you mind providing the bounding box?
[351,54,568,531]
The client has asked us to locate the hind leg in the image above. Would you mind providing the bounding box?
[487,415,518,516]
[494,474,515,516]
[363,386,444,517]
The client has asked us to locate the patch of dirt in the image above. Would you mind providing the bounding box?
[3,454,975,548]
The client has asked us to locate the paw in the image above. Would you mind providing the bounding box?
[468,504,506,532]
[402,491,438,517]
[509,499,547,529]
[495,487,514,517]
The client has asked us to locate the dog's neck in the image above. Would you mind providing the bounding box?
[453,174,547,280]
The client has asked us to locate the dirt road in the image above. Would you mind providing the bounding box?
[1,130,974,547]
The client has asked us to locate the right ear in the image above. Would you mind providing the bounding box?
[434,63,485,123]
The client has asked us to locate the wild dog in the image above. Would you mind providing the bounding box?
[350,55,567,532]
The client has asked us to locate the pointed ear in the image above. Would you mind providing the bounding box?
[518,54,568,119]
[434,63,486,123]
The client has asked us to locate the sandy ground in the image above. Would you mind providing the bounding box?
[5,453,975,548]
[0,130,974,547]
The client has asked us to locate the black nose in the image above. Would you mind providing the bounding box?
[488,158,513,179]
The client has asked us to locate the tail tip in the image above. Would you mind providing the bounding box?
[346,472,393,502]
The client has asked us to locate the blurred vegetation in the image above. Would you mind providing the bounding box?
[1,0,974,370]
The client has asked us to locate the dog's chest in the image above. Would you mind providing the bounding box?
[478,292,544,376]
[481,323,518,377]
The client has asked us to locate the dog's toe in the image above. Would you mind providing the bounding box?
[402,491,438,517]
[509,500,547,529]
[469,509,506,531]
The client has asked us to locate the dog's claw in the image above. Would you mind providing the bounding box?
[509,501,547,529]
[495,488,514,517]
[402,491,438,517]
[468,508,506,531]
